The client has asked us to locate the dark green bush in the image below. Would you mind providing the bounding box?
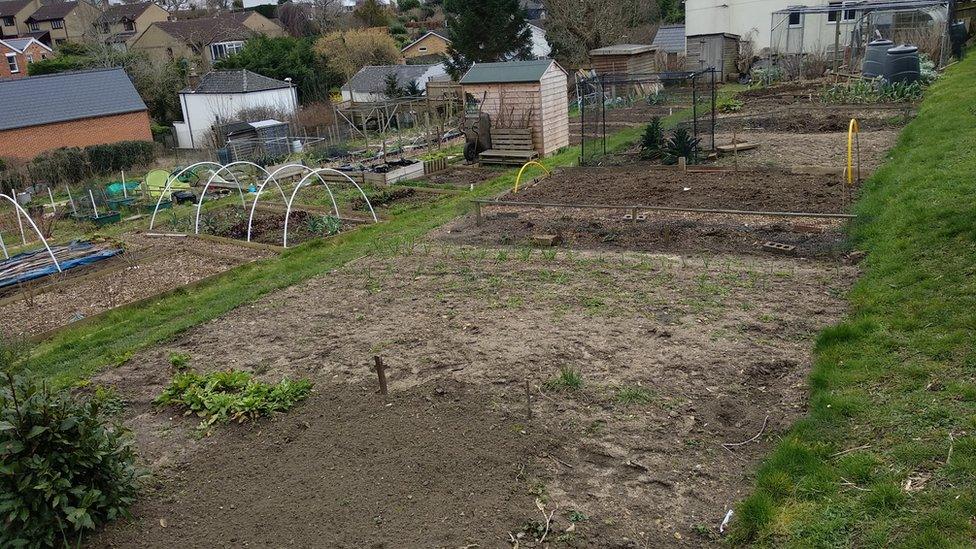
[0,373,140,547]
[84,141,156,174]
[662,127,702,165]
[639,117,664,158]
[28,147,87,185]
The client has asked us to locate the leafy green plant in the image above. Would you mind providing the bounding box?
[662,127,701,165]
[169,351,191,369]
[718,98,744,113]
[0,372,140,547]
[820,78,925,104]
[646,90,668,105]
[306,214,342,237]
[154,370,312,432]
[751,67,784,88]
[639,117,664,159]
[543,365,583,391]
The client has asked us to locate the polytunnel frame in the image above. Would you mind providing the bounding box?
[0,193,62,271]
[280,168,379,248]
[245,164,342,243]
[193,161,289,236]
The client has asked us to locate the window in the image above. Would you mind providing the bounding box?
[101,21,110,33]
[123,19,134,32]
[6,53,18,74]
[788,12,802,27]
[827,2,857,22]
[55,38,65,46]
[26,54,32,63]
[2,16,14,26]
[209,40,243,60]
[28,21,38,31]
[418,46,427,52]
[51,19,64,29]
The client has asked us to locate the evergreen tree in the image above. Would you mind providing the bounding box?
[442,0,533,80]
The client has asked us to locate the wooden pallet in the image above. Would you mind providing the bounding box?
[480,128,538,165]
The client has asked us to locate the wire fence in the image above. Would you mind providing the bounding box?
[578,69,718,165]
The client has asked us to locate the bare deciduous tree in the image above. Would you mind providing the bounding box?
[544,0,660,65]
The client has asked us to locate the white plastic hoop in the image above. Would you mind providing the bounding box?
[0,193,61,271]
[282,168,378,248]
[148,161,225,230]
[246,164,340,243]
[193,161,287,235]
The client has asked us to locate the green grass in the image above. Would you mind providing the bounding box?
[543,365,583,392]
[731,55,976,546]
[615,386,654,405]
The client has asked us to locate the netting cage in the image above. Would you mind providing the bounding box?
[578,69,718,166]
[768,0,951,75]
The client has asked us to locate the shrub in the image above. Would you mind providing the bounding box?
[662,127,702,165]
[0,372,140,547]
[154,370,312,432]
[751,66,784,88]
[718,98,744,113]
[639,117,664,158]
[84,141,156,174]
[28,147,87,185]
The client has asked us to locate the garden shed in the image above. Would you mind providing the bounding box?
[686,33,740,81]
[589,44,658,76]
[459,59,569,160]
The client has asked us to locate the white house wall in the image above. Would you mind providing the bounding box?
[176,88,298,149]
[528,24,551,58]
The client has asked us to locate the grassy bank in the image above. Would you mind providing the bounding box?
[732,57,976,545]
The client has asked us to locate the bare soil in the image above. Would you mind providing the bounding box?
[87,246,854,547]
[717,106,914,133]
[420,165,507,189]
[713,130,900,172]
[498,165,853,214]
[0,233,272,338]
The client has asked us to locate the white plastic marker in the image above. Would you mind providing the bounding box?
[719,509,734,533]
[89,190,99,218]
[0,230,8,259]
[121,170,128,198]
[48,187,56,213]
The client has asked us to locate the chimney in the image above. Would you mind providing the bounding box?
[187,66,200,90]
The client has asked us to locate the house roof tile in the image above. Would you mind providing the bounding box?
[28,1,80,21]
[183,69,292,94]
[152,12,253,44]
[652,24,685,53]
[99,1,157,23]
[0,68,147,131]
[344,64,436,93]
[0,0,32,17]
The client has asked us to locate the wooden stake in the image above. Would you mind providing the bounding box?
[373,355,388,397]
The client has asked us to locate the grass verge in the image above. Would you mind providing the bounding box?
[731,56,976,545]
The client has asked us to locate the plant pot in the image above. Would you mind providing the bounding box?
[90,212,121,226]
[107,197,137,210]
[139,200,172,214]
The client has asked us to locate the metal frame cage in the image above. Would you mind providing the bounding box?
[577,69,718,166]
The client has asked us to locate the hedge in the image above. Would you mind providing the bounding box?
[19,141,156,185]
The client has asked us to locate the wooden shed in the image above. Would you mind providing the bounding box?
[459,59,569,161]
[588,44,658,76]
[686,33,740,82]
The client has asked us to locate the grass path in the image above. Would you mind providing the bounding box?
[732,56,976,546]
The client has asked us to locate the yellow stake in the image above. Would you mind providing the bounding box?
[847,118,860,187]
[513,161,552,194]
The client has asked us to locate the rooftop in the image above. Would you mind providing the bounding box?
[28,1,80,21]
[344,64,439,93]
[652,24,685,54]
[152,12,254,44]
[0,37,49,52]
[589,44,657,56]
[459,59,557,84]
[99,2,159,23]
[0,0,33,17]
[0,68,147,132]
[183,69,293,94]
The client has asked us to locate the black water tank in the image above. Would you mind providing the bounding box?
[863,39,893,78]
[886,44,920,83]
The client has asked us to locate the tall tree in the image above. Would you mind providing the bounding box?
[442,0,533,79]
[544,0,660,66]
[315,29,402,80]
[354,0,392,27]
[215,35,341,102]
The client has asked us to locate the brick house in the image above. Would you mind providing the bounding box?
[0,68,152,160]
[25,0,101,48]
[131,12,284,70]
[0,36,50,79]
[0,0,40,39]
[401,29,450,60]
[98,1,169,51]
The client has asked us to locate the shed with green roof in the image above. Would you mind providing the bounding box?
[459,59,569,157]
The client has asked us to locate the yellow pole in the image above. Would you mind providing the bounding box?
[513,161,552,194]
[846,118,859,187]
